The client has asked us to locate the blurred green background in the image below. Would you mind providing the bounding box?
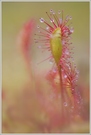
[2,2,89,91]
[2,2,90,133]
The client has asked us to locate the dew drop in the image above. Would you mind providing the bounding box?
[50,19,54,23]
[38,45,41,49]
[50,9,53,13]
[46,26,50,31]
[37,25,40,28]
[72,88,74,91]
[49,61,53,64]
[66,16,69,20]
[66,16,72,21]
[77,101,80,104]
[65,50,69,55]
[35,39,38,43]
[40,18,44,23]
[59,18,62,24]
[77,70,79,74]
[53,69,57,73]
[58,10,61,14]
[53,12,55,15]
[64,32,69,37]
[70,27,74,33]
[49,59,53,64]
[69,16,72,20]
[62,40,65,45]
[64,75,67,79]
[64,102,67,106]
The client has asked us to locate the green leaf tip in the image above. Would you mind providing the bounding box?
[50,27,62,65]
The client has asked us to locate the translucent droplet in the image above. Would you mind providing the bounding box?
[46,26,50,30]
[72,88,74,91]
[38,45,41,48]
[35,39,38,43]
[49,59,53,64]
[64,102,67,106]
[53,12,55,15]
[37,25,40,28]
[77,71,79,74]
[64,75,67,79]
[64,32,69,37]
[69,16,72,20]
[49,61,53,64]
[50,19,54,23]
[50,9,53,13]
[62,40,65,45]
[77,101,80,104]
[70,27,74,33]
[40,18,44,23]
[66,16,69,20]
[38,30,41,33]
[58,10,61,14]
[53,69,56,73]
[66,16,72,21]
[65,50,69,55]
[59,18,62,24]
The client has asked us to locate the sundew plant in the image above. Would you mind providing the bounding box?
[2,6,89,133]
[35,9,83,120]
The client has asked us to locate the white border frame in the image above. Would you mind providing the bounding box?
[0,0,2,134]
[0,0,91,2]
[0,0,90,135]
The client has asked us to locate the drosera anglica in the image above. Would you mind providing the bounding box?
[34,9,83,121]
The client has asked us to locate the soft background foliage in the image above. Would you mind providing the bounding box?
[2,2,89,133]
[2,2,89,85]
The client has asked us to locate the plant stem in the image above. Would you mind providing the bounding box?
[58,65,65,122]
